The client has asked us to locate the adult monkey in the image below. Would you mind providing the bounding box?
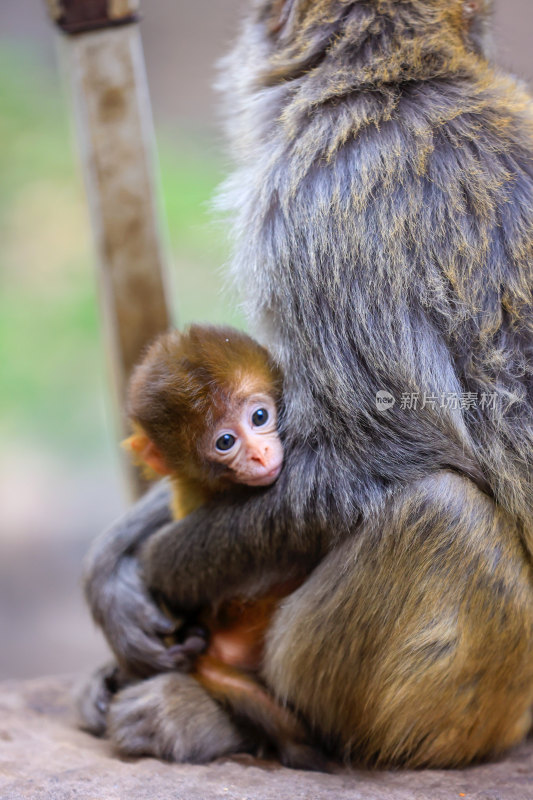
[83,0,533,768]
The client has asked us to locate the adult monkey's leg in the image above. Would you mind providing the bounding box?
[106,657,325,769]
[264,471,533,768]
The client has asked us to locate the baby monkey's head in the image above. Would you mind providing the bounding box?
[125,325,284,491]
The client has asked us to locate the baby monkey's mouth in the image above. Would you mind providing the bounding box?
[241,461,283,487]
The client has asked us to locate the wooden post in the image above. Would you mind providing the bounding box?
[45,0,174,498]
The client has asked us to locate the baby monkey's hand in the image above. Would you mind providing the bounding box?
[156,595,209,671]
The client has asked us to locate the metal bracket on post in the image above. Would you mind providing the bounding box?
[45,0,140,34]
[45,0,174,498]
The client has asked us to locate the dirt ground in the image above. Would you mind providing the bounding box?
[1,675,532,800]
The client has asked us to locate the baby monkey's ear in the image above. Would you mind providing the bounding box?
[122,428,171,477]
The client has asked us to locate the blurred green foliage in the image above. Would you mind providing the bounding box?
[0,45,242,461]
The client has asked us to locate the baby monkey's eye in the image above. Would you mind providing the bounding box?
[252,408,269,426]
[216,433,236,452]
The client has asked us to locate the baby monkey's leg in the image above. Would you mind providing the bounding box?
[195,654,326,771]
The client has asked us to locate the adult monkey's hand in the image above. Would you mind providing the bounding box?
[83,480,183,676]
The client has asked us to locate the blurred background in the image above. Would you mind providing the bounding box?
[0,0,531,681]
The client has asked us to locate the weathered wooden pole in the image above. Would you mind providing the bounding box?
[44,0,174,497]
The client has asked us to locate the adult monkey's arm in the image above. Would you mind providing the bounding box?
[84,445,336,671]
[83,480,184,676]
[140,450,336,613]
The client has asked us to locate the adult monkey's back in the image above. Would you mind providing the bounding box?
[84,0,533,767]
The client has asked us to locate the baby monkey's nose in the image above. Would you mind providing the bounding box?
[251,446,269,467]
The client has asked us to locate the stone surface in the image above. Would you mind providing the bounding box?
[0,676,532,800]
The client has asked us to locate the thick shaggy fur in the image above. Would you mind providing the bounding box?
[219,0,533,532]
[83,0,533,768]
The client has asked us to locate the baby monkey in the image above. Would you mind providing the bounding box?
[122,324,318,769]
[125,323,284,517]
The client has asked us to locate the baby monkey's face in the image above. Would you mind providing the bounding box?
[209,392,283,487]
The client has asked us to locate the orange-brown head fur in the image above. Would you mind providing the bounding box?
[126,325,283,495]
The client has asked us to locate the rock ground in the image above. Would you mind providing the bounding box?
[0,676,532,800]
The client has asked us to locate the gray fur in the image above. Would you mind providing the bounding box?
[108,673,247,763]
[83,480,180,676]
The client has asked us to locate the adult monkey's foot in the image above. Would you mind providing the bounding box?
[76,662,134,736]
[108,672,247,762]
